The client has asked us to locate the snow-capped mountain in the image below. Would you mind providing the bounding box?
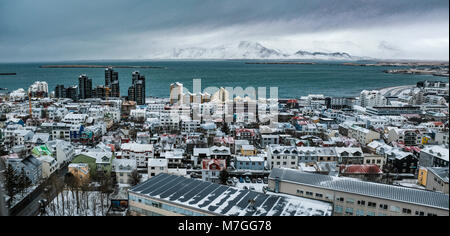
[153,41,362,60]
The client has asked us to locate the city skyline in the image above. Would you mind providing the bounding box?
[0,0,449,62]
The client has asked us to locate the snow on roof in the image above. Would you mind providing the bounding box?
[36,155,55,163]
[235,156,265,162]
[113,159,136,172]
[270,168,449,210]
[148,158,168,167]
[421,145,449,162]
[121,143,153,153]
[193,148,210,156]
[129,173,332,216]
[241,145,255,151]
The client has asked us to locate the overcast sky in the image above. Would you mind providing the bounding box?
[0,0,448,62]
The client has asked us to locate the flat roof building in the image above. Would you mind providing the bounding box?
[268,168,449,216]
[128,173,332,216]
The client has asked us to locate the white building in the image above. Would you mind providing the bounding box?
[9,88,27,101]
[267,145,299,170]
[28,81,49,97]
[148,159,168,178]
[347,125,381,146]
[62,113,88,125]
[47,140,75,168]
[120,143,154,168]
[360,90,387,108]
[112,159,137,185]
[36,156,58,179]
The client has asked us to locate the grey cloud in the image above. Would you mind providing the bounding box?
[0,0,448,61]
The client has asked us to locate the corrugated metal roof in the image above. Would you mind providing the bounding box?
[269,168,449,210]
[129,173,332,216]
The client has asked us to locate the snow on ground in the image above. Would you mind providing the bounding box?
[42,190,111,216]
[234,182,267,193]
[7,185,38,208]
[140,174,149,183]
[393,180,426,190]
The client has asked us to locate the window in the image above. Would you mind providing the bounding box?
[356,210,365,216]
[379,204,388,210]
[297,190,304,195]
[367,211,375,216]
[368,202,377,208]
[415,211,425,216]
[345,208,354,216]
[390,206,401,213]
[357,200,366,206]
[402,208,412,215]
[335,205,343,214]
[315,193,323,198]
[346,198,355,204]
[306,192,313,196]
[336,196,344,202]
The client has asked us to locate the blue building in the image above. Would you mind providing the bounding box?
[235,156,265,171]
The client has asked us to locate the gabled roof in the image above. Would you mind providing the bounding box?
[341,165,382,174]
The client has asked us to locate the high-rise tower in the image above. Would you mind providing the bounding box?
[128,71,146,105]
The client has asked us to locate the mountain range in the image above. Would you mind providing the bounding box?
[152,41,366,60]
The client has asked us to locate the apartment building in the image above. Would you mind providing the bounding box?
[120,143,154,168]
[268,168,449,216]
[347,125,381,146]
[419,145,449,167]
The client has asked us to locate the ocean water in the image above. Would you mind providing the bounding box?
[0,60,446,99]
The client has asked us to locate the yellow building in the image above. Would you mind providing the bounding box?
[68,163,90,184]
[418,168,428,187]
[241,145,257,156]
[422,136,431,145]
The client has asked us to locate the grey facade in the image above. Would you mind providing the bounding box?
[128,71,146,105]
[268,168,449,216]
[78,74,92,100]
[6,155,42,185]
[419,147,449,168]
[105,67,120,98]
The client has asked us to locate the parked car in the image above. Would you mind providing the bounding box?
[239,177,244,183]
[250,186,256,191]
[257,178,263,183]
[245,176,251,183]
[263,177,268,184]
[243,186,249,190]
[227,180,234,186]
[251,178,257,183]
[233,177,239,183]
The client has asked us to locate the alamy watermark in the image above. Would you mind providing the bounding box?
[168,79,279,124]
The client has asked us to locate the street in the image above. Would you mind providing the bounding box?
[13,166,68,216]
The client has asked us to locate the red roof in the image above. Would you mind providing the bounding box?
[202,159,226,171]
[341,165,382,174]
